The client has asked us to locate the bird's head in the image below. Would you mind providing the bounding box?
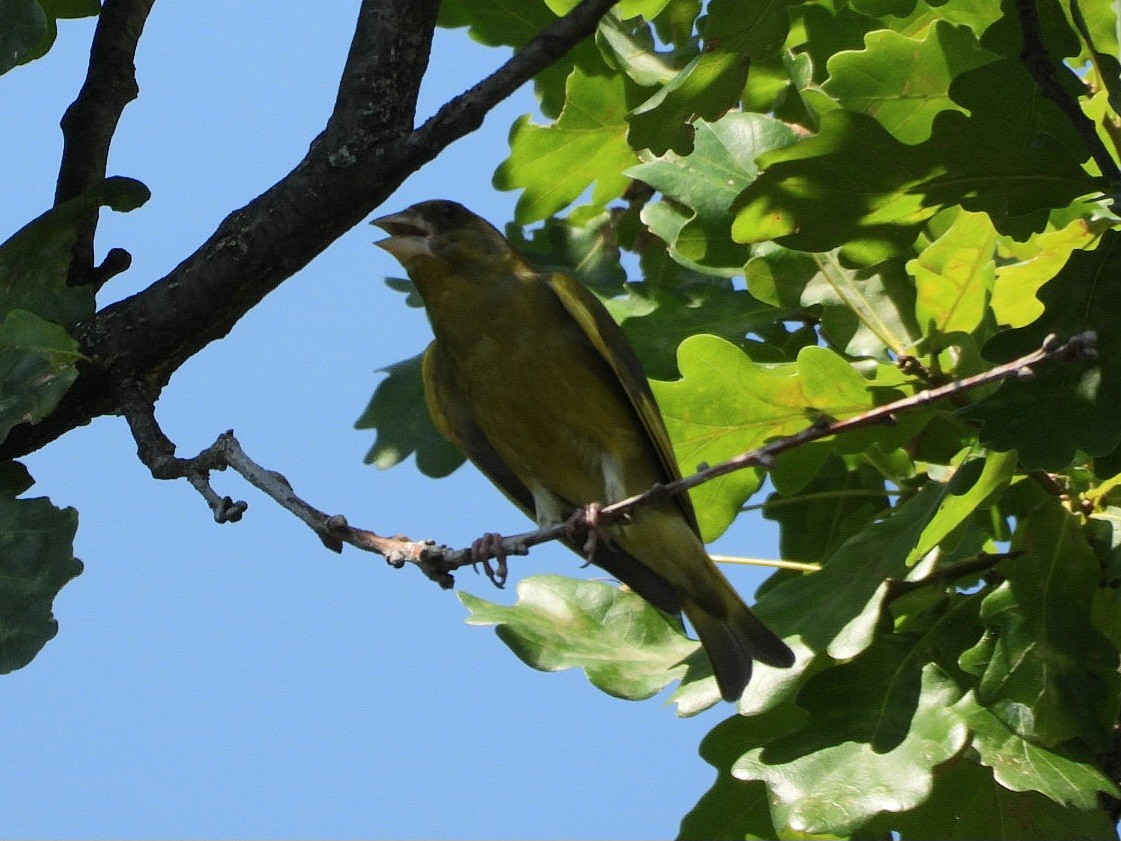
[371,200,513,275]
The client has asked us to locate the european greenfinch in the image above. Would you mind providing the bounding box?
[372,200,793,701]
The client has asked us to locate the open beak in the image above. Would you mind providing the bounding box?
[370,209,435,261]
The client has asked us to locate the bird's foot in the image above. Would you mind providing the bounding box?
[471,532,509,588]
[565,503,608,565]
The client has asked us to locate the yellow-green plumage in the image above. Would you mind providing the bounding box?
[373,200,793,701]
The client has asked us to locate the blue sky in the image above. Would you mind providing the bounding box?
[1,3,781,837]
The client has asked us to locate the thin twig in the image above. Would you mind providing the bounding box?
[116,378,248,522]
[458,331,1097,577]
[120,331,1096,591]
[886,551,1019,598]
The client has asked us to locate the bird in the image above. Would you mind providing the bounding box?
[371,199,794,701]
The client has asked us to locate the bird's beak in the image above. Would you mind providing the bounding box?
[371,209,435,261]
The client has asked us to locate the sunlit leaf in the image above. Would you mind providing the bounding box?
[953,692,1120,808]
[734,665,967,836]
[651,338,876,539]
[822,21,995,143]
[627,113,798,270]
[495,65,637,222]
[909,209,997,336]
[460,574,706,705]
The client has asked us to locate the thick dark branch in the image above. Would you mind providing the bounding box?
[0,0,619,461]
[55,0,155,288]
[1013,0,1121,185]
[401,0,621,160]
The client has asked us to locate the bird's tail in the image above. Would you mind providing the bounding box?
[682,595,794,702]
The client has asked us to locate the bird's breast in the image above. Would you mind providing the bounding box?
[433,281,660,507]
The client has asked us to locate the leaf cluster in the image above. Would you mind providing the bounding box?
[366,0,1121,836]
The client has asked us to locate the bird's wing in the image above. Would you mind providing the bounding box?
[545,271,702,536]
[423,340,536,514]
[422,339,682,615]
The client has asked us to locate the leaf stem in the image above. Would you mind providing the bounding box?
[710,554,821,572]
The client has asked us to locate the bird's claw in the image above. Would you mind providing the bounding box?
[565,503,607,566]
[471,532,509,588]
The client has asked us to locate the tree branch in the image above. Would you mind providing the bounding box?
[55,0,155,288]
[424,331,1097,583]
[1013,0,1121,185]
[116,331,1097,592]
[0,0,620,462]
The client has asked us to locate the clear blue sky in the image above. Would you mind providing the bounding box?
[1,3,780,837]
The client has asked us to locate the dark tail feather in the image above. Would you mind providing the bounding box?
[683,598,794,702]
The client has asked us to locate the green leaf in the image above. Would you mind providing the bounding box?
[494,65,637,223]
[436,0,556,47]
[951,57,1089,159]
[904,449,1016,565]
[596,13,677,87]
[626,113,798,270]
[0,310,83,444]
[909,209,997,336]
[763,455,891,565]
[990,219,1107,330]
[0,176,151,326]
[612,0,672,21]
[611,283,782,380]
[506,211,626,295]
[822,21,995,144]
[545,0,671,17]
[0,0,48,75]
[35,0,99,18]
[746,246,921,358]
[355,353,465,478]
[787,603,981,754]
[459,574,705,704]
[439,0,606,117]
[650,338,876,540]
[869,754,1119,840]
[970,228,1121,469]
[753,481,957,677]
[965,490,1119,746]
[679,705,803,840]
[734,664,968,836]
[732,110,1099,264]
[798,3,879,83]
[626,0,792,154]
[0,476,82,673]
[742,51,815,123]
[0,460,34,496]
[952,691,1120,809]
